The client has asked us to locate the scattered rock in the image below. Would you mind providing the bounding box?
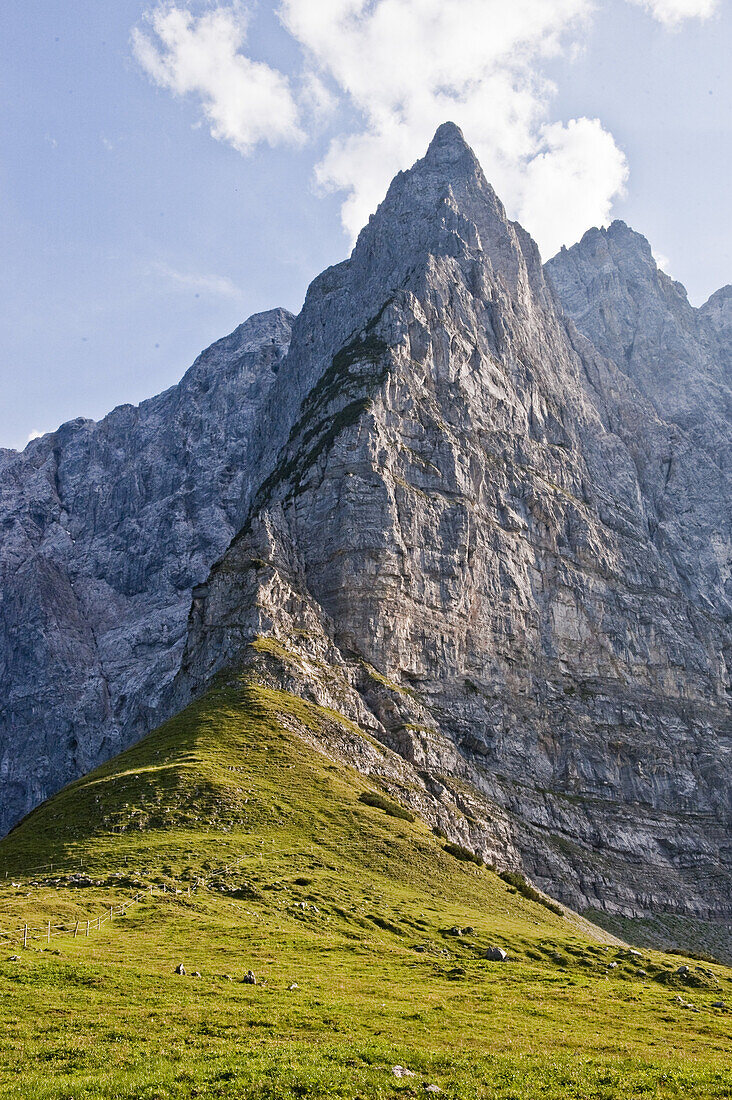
[424,1086,442,1094]
[7,956,19,962]
[712,1001,725,1008]
[676,965,690,976]
[288,983,299,990]
[392,1066,417,1078]
[608,962,618,969]
[485,947,508,962]
[174,963,186,975]
[191,971,201,978]
[243,970,257,984]
[222,974,233,982]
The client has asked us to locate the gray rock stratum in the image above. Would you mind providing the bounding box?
[1,125,730,952]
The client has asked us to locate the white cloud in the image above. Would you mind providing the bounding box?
[279,0,624,256]
[152,261,245,299]
[132,2,303,153]
[26,430,44,443]
[627,0,718,27]
[132,0,709,257]
[519,118,629,259]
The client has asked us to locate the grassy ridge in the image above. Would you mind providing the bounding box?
[0,676,730,1098]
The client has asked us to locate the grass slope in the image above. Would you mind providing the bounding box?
[0,676,730,1099]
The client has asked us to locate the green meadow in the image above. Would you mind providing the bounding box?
[0,675,729,1099]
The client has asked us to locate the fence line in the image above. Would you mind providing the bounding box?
[0,853,251,949]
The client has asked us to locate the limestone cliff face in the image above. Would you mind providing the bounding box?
[177,125,732,922]
[1,125,730,942]
[0,309,293,833]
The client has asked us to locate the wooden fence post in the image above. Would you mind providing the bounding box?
[85,920,90,937]
[74,921,79,938]
[47,921,51,944]
[23,924,28,949]
[110,906,113,923]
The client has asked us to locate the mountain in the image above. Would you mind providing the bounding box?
[1,124,730,953]
[0,308,292,833]
[172,124,732,933]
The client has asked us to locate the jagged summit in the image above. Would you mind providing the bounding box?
[343,122,535,305]
[547,220,732,457]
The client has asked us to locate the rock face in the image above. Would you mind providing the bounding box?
[1,125,730,939]
[0,309,293,833]
[175,125,732,922]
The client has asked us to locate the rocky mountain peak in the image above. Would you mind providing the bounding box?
[548,220,690,320]
[344,123,536,304]
[258,126,546,473]
[547,220,732,444]
[415,119,495,204]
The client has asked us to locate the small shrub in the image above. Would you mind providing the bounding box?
[499,871,563,916]
[432,826,447,841]
[443,842,483,866]
[358,790,415,822]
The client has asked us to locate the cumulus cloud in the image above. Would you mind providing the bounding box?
[26,430,44,444]
[626,0,718,26]
[132,2,303,153]
[279,0,628,256]
[519,118,629,259]
[132,0,709,256]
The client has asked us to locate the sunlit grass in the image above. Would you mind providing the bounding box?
[0,675,729,1098]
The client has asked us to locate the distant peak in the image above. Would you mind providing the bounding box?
[559,220,654,268]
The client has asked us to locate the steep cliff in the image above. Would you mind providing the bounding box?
[0,309,293,833]
[175,125,732,925]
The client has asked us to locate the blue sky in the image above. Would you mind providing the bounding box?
[1,0,729,450]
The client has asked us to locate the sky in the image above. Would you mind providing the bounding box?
[1,0,729,451]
